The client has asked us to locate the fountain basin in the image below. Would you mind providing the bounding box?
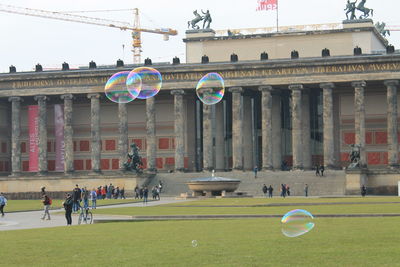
[187,177,241,197]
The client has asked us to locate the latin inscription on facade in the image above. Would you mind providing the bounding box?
[2,62,400,91]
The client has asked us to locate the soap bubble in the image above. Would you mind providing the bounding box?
[196,72,225,105]
[191,240,198,247]
[105,71,140,103]
[281,209,315,237]
[127,67,162,99]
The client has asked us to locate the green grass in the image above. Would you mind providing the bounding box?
[4,198,141,212]
[172,196,400,206]
[0,217,399,266]
[91,197,400,216]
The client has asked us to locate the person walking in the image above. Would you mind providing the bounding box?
[268,185,273,198]
[262,184,268,197]
[41,194,51,220]
[320,165,325,176]
[315,164,320,176]
[40,186,46,197]
[120,187,125,199]
[0,192,7,217]
[361,185,367,197]
[143,186,149,204]
[90,188,97,209]
[134,185,140,199]
[254,166,258,178]
[280,184,286,198]
[304,184,309,197]
[82,187,89,209]
[286,184,291,196]
[63,193,73,225]
[72,184,82,213]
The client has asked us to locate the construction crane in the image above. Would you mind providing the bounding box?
[0,4,178,64]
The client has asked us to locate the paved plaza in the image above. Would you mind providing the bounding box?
[0,198,191,231]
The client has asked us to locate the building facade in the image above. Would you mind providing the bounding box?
[0,21,399,194]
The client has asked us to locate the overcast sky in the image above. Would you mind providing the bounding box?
[0,0,398,72]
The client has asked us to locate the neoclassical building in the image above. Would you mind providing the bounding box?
[0,20,399,194]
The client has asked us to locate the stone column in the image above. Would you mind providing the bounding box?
[146,97,156,172]
[87,93,101,173]
[215,102,225,170]
[320,83,335,169]
[243,96,254,170]
[352,81,367,168]
[171,90,185,172]
[8,97,22,176]
[302,90,312,170]
[385,80,399,168]
[61,94,74,174]
[289,84,303,170]
[118,102,128,170]
[229,87,244,170]
[272,92,282,169]
[259,86,273,170]
[203,103,213,171]
[34,95,48,175]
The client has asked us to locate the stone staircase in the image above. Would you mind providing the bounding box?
[150,170,346,197]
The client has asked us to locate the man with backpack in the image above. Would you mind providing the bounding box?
[63,193,73,225]
[0,192,7,217]
[41,194,52,220]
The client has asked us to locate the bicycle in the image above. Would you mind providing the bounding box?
[77,204,93,225]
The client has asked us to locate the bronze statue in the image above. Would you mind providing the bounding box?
[201,10,212,29]
[123,143,143,174]
[375,21,390,37]
[344,0,357,20]
[348,144,361,168]
[356,0,373,19]
[187,10,203,30]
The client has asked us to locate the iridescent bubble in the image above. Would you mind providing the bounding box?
[127,67,162,99]
[105,71,141,103]
[191,240,198,247]
[281,209,315,238]
[196,72,225,105]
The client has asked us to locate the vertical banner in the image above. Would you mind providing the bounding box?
[54,104,65,171]
[28,105,39,172]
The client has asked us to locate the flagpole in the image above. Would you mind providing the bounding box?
[276,0,279,32]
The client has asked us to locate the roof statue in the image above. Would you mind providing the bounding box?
[344,0,373,20]
[375,21,390,37]
[187,9,212,30]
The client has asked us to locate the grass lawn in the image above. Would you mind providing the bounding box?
[91,197,400,216]
[0,217,399,266]
[4,198,142,212]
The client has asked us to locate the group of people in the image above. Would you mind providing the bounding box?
[134,181,163,203]
[262,184,310,197]
[95,184,126,201]
[262,184,274,198]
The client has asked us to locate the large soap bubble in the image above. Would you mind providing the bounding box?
[281,209,315,238]
[196,72,225,105]
[127,67,162,99]
[105,71,141,103]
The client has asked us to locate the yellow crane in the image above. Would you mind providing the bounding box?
[0,4,178,64]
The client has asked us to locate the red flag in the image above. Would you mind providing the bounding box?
[256,0,277,11]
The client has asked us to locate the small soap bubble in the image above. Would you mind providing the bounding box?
[191,240,198,247]
[105,71,140,103]
[196,72,225,105]
[127,67,162,99]
[281,209,315,238]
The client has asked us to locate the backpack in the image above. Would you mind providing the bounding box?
[48,197,52,205]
